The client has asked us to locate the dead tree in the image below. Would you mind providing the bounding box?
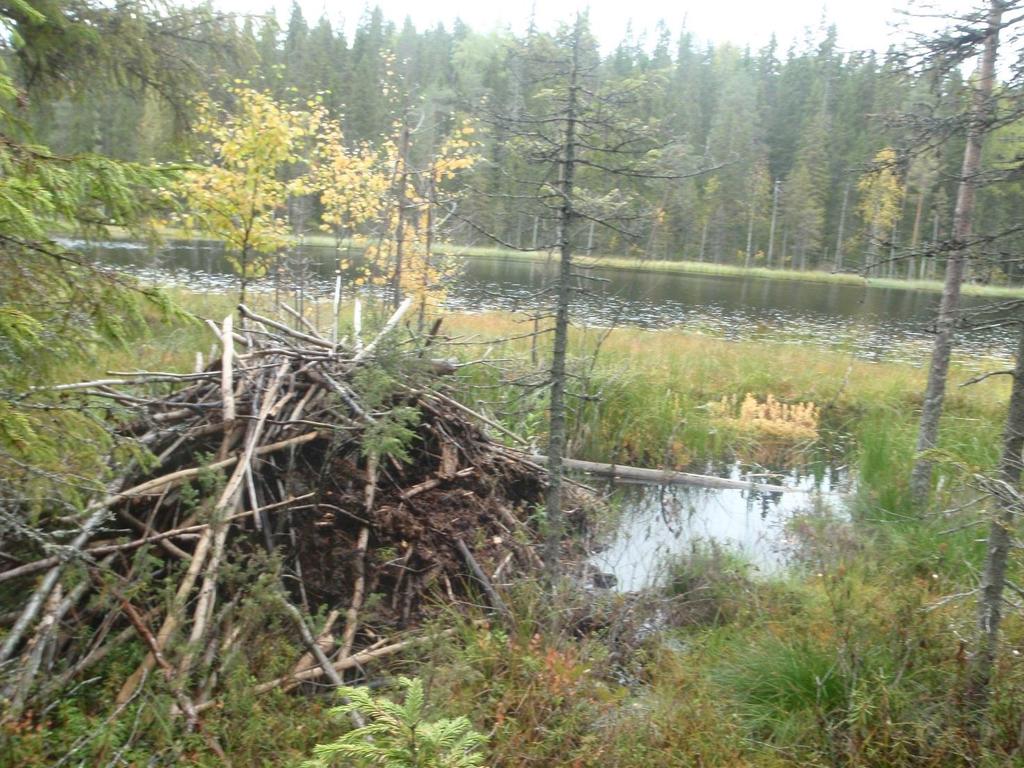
[453,15,716,581]
[967,312,1024,716]
[909,0,1009,504]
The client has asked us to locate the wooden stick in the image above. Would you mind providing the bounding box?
[291,609,340,676]
[331,272,342,347]
[312,368,374,422]
[181,363,290,680]
[351,297,413,364]
[111,431,321,504]
[455,538,511,622]
[220,315,235,425]
[0,472,128,664]
[277,591,345,688]
[353,296,363,352]
[281,303,325,340]
[118,365,293,703]
[0,495,314,584]
[236,623,486,705]
[197,631,451,712]
[237,303,335,350]
[205,318,246,345]
[339,527,369,660]
[118,597,200,730]
[35,373,218,392]
[401,467,474,500]
[118,508,193,562]
[427,391,530,446]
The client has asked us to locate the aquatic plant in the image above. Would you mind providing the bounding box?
[711,393,820,442]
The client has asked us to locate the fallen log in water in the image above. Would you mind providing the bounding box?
[529,455,799,493]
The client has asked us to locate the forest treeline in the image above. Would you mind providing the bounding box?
[25,4,1024,282]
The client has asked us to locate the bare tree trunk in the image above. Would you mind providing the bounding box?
[239,245,250,305]
[908,187,928,280]
[543,17,581,584]
[745,194,756,268]
[834,183,849,272]
[698,216,709,262]
[967,319,1024,715]
[391,121,412,310]
[910,1,1002,505]
[767,179,780,269]
[419,167,436,333]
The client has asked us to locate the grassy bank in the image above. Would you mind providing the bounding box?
[8,294,1021,766]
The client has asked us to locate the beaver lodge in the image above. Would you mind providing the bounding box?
[0,300,568,728]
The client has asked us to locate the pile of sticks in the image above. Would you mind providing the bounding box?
[0,299,549,730]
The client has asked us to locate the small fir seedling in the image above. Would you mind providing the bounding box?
[302,677,488,768]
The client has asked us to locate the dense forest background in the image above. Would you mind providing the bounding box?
[24,4,1022,280]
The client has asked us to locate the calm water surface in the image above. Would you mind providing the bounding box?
[77,238,1016,363]
[589,463,847,591]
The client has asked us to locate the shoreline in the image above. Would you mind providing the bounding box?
[93,226,1024,299]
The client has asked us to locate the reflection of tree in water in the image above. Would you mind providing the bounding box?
[589,463,847,592]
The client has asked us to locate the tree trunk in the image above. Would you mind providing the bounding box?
[239,245,250,305]
[767,179,780,268]
[391,121,412,310]
[834,183,849,272]
[745,192,756,268]
[910,1,1002,505]
[543,17,581,583]
[419,167,436,332]
[967,319,1024,714]
[698,216,709,262]
[908,186,928,279]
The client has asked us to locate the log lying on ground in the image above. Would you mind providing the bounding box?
[1,301,551,727]
[529,455,799,493]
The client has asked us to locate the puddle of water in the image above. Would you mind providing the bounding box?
[588,464,848,592]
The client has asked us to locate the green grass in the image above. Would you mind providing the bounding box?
[441,311,1008,490]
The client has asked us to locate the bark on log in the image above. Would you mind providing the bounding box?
[530,455,797,493]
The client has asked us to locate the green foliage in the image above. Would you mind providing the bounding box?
[362,405,421,464]
[175,86,318,296]
[303,677,487,768]
[351,362,421,463]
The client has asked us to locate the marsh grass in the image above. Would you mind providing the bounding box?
[19,292,1023,767]
[441,311,1008,495]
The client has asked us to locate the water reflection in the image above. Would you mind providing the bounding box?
[589,464,848,592]
[70,238,1017,362]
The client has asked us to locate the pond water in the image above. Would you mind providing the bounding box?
[588,463,848,592]
[73,238,1017,363]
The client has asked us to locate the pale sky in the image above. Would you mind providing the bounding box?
[209,0,977,55]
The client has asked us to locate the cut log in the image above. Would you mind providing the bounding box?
[530,455,798,493]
